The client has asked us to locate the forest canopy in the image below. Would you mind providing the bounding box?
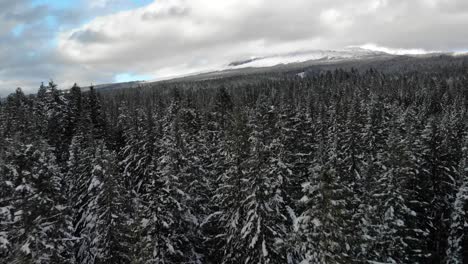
[1,56,468,263]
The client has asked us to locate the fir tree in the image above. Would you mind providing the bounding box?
[298,106,351,264]
[138,99,198,263]
[446,138,468,264]
[89,143,133,263]
[0,140,74,263]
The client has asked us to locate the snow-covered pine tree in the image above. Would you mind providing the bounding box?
[137,97,198,263]
[212,87,234,130]
[178,104,214,262]
[85,86,107,140]
[201,87,234,262]
[358,95,392,261]
[0,100,6,137]
[118,106,156,193]
[278,106,316,263]
[445,137,468,264]
[116,105,162,261]
[225,96,291,263]
[74,139,133,264]
[64,83,83,148]
[396,106,432,263]
[32,83,48,137]
[87,143,133,263]
[336,96,369,262]
[370,110,420,263]
[0,138,14,259]
[297,104,351,264]
[3,88,33,140]
[0,140,74,263]
[278,106,315,203]
[417,117,455,262]
[215,108,252,264]
[36,81,69,163]
[67,118,97,263]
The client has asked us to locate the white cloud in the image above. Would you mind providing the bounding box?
[3,0,468,95]
[55,0,468,83]
[355,43,435,55]
[320,9,353,30]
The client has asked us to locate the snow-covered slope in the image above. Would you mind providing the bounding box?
[90,47,465,92]
[146,46,441,83]
[225,47,388,69]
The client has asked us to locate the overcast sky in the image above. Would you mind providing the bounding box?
[1,0,468,96]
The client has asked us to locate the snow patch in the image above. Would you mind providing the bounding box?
[226,48,385,69]
[286,206,299,232]
[262,239,268,257]
[21,241,31,254]
[311,218,322,227]
[55,205,66,211]
[297,72,306,78]
[141,218,150,227]
[0,234,9,249]
[453,51,468,56]
[88,176,101,191]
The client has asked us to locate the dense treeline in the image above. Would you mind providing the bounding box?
[1,62,468,263]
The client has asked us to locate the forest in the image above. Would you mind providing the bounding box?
[1,57,468,263]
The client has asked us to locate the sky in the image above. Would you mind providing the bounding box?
[1,0,468,96]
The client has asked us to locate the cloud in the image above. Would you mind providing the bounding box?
[57,0,328,80]
[353,44,435,55]
[69,28,111,43]
[56,0,468,84]
[0,0,125,96]
[0,0,72,95]
[2,0,468,96]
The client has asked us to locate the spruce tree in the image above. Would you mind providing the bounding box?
[138,99,198,263]
[0,140,74,263]
[446,137,468,264]
[298,105,351,264]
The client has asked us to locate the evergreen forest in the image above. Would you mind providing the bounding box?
[1,56,468,263]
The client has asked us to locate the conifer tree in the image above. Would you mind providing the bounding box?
[65,83,83,144]
[202,88,234,262]
[67,120,96,263]
[298,105,351,264]
[3,88,32,140]
[418,118,454,262]
[446,138,468,264]
[86,86,107,140]
[215,109,251,263]
[370,113,420,263]
[138,99,198,263]
[88,143,132,263]
[0,140,74,263]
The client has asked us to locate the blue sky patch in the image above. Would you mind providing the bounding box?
[11,24,26,37]
[115,73,152,83]
[132,0,153,6]
[106,0,154,13]
[44,15,58,28]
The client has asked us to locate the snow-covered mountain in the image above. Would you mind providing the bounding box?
[88,47,463,92]
[224,47,389,69]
